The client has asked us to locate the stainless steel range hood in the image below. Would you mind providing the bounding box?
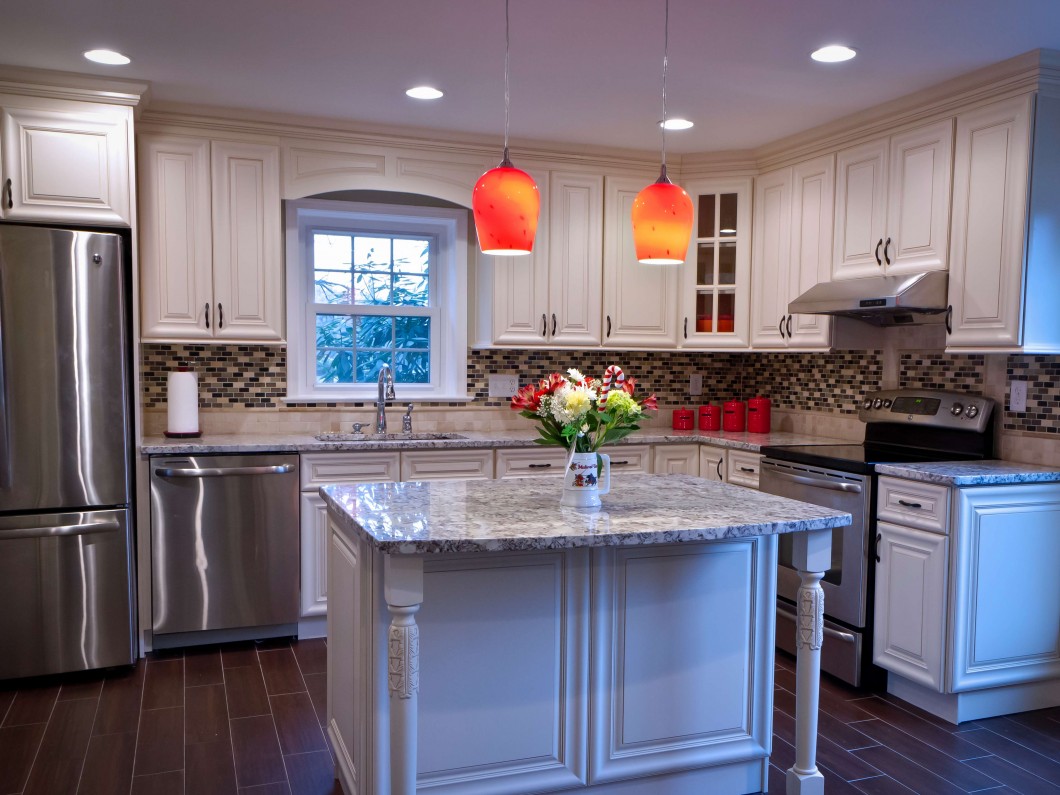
[788,271,949,326]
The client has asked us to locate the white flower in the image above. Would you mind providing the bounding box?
[567,368,585,382]
[550,384,594,425]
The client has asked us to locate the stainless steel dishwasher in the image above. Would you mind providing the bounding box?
[150,453,299,647]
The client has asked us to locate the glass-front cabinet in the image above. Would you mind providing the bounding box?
[680,177,752,348]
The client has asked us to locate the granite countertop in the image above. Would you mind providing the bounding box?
[876,460,1060,486]
[320,474,852,554]
[140,428,849,455]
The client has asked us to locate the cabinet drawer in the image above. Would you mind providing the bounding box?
[726,450,762,489]
[877,476,950,533]
[495,447,567,478]
[300,452,400,489]
[600,445,651,474]
[401,449,493,481]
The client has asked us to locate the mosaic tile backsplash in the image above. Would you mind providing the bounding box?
[141,345,1060,436]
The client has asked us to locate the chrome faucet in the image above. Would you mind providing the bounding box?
[375,363,396,434]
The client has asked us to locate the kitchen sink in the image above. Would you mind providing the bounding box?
[314,432,468,442]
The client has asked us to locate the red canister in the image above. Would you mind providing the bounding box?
[698,404,721,431]
[747,396,772,433]
[722,400,746,432]
[672,407,694,430]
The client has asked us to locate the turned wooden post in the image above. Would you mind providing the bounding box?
[787,527,832,795]
[384,554,424,795]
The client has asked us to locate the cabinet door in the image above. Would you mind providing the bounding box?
[600,444,652,474]
[680,177,752,348]
[602,176,679,347]
[138,134,214,340]
[300,493,329,618]
[652,444,700,476]
[495,447,567,478]
[750,167,792,348]
[832,137,888,280]
[725,450,762,489]
[699,445,725,481]
[787,154,834,347]
[548,171,602,346]
[947,95,1033,349]
[400,449,493,481]
[211,140,284,341]
[0,105,131,225]
[885,119,953,275]
[873,520,948,692]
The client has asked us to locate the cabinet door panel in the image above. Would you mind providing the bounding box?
[652,444,699,476]
[788,155,834,346]
[699,446,725,481]
[750,168,791,348]
[833,138,888,280]
[300,493,329,617]
[1,105,131,225]
[887,119,953,274]
[400,449,493,481]
[211,140,283,341]
[138,135,214,339]
[548,172,602,346]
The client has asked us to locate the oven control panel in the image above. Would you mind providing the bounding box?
[858,389,994,432]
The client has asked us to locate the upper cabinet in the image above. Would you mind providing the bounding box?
[602,176,680,348]
[0,99,133,226]
[679,177,752,348]
[832,119,953,280]
[947,92,1060,353]
[750,155,834,349]
[139,133,284,342]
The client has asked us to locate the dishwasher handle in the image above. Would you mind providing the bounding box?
[762,468,863,494]
[154,464,295,478]
[0,519,121,541]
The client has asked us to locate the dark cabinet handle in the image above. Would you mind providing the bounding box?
[874,238,883,266]
[875,532,882,563]
[716,459,723,479]
[945,305,953,335]
[606,315,612,338]
[3,178,11,209]
[778,316,786,339]
[541,313,547,337]
[684,317,688,339]
[218,302,224,329]
[527,463,552,469]
[883,237,892,266]
[551,313,557,336]
[897,499,923,509]
[611,460,629,466]
[786,314,793,337]
[739,466,756,473]
[204,302,210,329]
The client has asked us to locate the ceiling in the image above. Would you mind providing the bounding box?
[3,0,1060,155]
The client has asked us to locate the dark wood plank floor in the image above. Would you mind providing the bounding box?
[2,640,1059,794]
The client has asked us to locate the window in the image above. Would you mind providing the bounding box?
[285,199,468,402]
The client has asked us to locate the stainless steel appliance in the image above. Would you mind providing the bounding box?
[150,453,299,647]
[760,389,995,687]
[0,225,134,680]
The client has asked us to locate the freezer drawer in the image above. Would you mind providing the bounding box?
[0,508,135,680]
[150,454,299,639]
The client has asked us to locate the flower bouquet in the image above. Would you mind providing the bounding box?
[510,365,658,453]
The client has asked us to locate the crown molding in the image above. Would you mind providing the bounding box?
[0,64,149,109]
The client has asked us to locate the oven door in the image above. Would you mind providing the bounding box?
[760,458,870,628]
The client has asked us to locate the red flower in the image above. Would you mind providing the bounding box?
[511,383,542,411]
[542,372,567,393]
[623,376,637,395]
[642,394,658,411]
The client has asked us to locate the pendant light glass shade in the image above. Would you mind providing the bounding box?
[632,168,693,265]
[473,154,540,256]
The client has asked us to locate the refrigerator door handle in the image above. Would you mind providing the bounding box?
[154,464,296,478]
[0,519,122,541]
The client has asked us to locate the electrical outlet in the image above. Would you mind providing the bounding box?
[1010,380,1028,412]
[488,374,521,398]
[689,373,703,396]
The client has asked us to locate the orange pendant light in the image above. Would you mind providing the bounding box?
[473,0,540,256]
[632,0,693,265]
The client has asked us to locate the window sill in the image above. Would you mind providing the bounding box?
[281,393,473,405]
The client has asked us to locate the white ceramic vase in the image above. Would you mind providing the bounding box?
[561,451,610,509]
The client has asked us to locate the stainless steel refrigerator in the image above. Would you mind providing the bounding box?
[0,224,135,680]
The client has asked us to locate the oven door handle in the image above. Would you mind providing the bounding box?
[776,603,857,644]
[764,469,863,493]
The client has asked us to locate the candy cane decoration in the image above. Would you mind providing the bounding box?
[600,365,625,397]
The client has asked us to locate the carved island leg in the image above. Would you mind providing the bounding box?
[384,554,424,795]
[786,528,832,795]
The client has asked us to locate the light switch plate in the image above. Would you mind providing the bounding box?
[489,374,521,398]
[689,373,703,396]
[1010,380,1027,412]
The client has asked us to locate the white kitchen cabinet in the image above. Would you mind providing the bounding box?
[679,178,752,348]
[139,133,283,342]
[602,176,680,348]
[0,101,132,225]
[699,445,726,482]
[652,444,700,476]
[946,92,1060,353]
[600,444,652,474]
[495,446,568,479]
[400,449,493,481]
[832,119,953,280]
[873,476,1060,723]
[725,450,763,489]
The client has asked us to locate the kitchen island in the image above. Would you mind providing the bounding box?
[321,474,851,795]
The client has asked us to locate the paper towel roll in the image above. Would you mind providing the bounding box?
[166,369,200,435]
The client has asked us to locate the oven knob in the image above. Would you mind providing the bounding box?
[966,404,980,419]
[862,398,873,410]
[882,398,893,408]
[873,398,883,409]
[951,403,964,416]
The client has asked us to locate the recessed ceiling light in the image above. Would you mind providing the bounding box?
[811,45,856,63]
[660,118,694,131]
[406,86,444,100]
[83,49,131,65]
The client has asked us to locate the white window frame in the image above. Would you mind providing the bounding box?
[285,198,468,402]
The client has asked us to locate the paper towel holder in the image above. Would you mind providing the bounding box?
[164,366,202,438]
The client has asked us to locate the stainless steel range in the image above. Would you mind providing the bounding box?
[760,389,996,687]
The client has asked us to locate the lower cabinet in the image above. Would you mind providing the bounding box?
[725,450,763,489]
[652,444,700,476]
[700,445,726,481]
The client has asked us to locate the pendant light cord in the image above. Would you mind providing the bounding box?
[658,0,671,182]
[502,0,512,166]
